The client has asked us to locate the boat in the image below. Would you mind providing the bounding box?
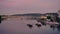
[46,21,59,25]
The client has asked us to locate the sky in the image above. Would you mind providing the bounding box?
[0,0,60,15]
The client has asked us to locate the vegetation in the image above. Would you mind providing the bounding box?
[0,15,1,23]
[47,16,51,19]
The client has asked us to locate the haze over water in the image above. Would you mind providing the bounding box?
[0,17,60,34]
[0,0,60,15]
[0,0,60,34]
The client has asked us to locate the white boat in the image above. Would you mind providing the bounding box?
[46,21,59,25]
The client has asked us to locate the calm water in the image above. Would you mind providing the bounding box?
[0,18,60,34]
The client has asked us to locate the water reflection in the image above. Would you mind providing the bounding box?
[50,25,60,32]
[0,20,1,24]
[0,17,60,34]
[36,18,60,32]
[0,19,6,24]
[0,16,7,24]
[57,25,60,31]
[50,25,56,31]
[0,16,1,24]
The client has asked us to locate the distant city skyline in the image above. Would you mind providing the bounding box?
[0,0,60,15]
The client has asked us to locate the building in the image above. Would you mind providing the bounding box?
[40,14,47,19]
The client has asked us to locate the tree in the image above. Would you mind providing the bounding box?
[47,16,51,19]
[0,15,1,23]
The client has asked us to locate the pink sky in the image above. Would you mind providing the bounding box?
[0,0,60,15]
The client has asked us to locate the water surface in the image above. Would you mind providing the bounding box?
[0,18,60,34]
